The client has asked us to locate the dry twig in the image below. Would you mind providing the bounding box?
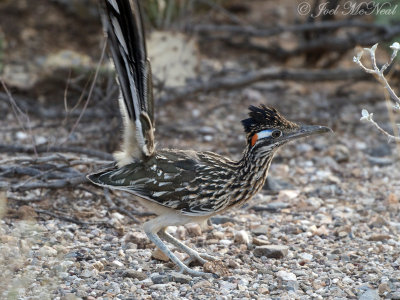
[158,67,387,103]
[354,42,400,142]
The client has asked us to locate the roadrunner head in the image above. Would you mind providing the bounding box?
[242,105,330,152]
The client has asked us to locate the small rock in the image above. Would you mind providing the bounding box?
[124,232,148,248]
[168,271,192,283]
[266,201,290,211]
[251,225,269,236]
[277,270,297,281]
[151,271,191,284]
[227,259,240,268]
[176,226,187,240]
[123,270,147,281]
[368,234,391,241]
[81,268,98,278]
[212,231,224,240]
[257,286,269,294]
[359,289,380,300]
[328,144,349,163]
[92,261,104,271]
[38,246,57,257]
[185,223,202,236]
[390,291,400,299]
[112,260,124,268]
[234,230,250,245]
[150,274,169,284]
[299,253,313,262]
[386,193,398,206]
[254,245,289,258]
[277,190,300,202]
[369,216,389,228]
[219,280,237,291]
[378,282,390,295]
[151,248,169,262]
[204,260,231,277]
[277,270,298,291]
[252,237,269,246]
[192,280,212,289]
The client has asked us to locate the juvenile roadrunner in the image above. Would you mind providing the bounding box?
[88,0,331,276]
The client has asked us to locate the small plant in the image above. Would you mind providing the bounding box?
[353,42,400,142]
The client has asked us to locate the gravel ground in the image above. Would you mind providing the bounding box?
[2,106,400,299]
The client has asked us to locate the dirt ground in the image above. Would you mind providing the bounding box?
[1,0,400,299]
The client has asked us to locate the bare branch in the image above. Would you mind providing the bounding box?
[35,209,112,227]
[355,42,400,142]
[0,144,113,160]
[192,20,387,37]
[158,67,386,104]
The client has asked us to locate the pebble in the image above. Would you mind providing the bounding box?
[122,270,147,281]
[234,230,250,244]
[185,223,202,236]
[112,260,124,268]
[151,248,169,262]
[251,225,269,236]
[192,280,212,289]
[254,245,289,258]
[38,246,57,257]
[359,289,380,300]
[252,237,269,246]
[277,270,298,291]
[151,272,191,284]
[219,280,237,291]
[123,232,148,248]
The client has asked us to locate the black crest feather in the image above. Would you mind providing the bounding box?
[241,105,297,133]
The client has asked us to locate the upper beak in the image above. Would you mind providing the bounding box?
[285,125,332,141]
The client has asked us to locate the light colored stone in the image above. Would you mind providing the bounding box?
[151,248,169,262]
[234,230,250,245]
[38,246,57,257]
[112,260,124,268]
[185,223,202,236]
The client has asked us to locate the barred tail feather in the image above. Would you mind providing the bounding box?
[101,0,155,165]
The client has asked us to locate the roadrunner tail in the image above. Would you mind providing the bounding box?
[102,0,155,165]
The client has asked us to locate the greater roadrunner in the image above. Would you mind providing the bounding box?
[88,0,331,277]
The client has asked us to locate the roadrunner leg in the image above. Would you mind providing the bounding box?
[158,230,217,265]
[143,216,209,277]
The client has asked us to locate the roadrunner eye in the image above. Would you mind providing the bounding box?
[272,130,282,138]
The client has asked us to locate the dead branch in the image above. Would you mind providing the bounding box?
[192,20,386,37]
[219,25,400,60]
[0,92,116,120]
[0,144,113,160]
[35,208,112,227]
[158,67,390,104]
[11,175,87,192]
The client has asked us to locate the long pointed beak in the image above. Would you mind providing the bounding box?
[285,125,332,141]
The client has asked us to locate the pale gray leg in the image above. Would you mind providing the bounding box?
[143,216,209,277]
[158,230,217,265]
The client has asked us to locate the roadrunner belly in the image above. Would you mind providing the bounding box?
[88,0,331,276]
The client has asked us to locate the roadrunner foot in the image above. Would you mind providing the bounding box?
[158,230,217,265]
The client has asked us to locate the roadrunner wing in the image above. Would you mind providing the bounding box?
[101,0,155,164]
[88,150,238,216]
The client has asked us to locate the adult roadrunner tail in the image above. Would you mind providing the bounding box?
[88,0,331,277]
